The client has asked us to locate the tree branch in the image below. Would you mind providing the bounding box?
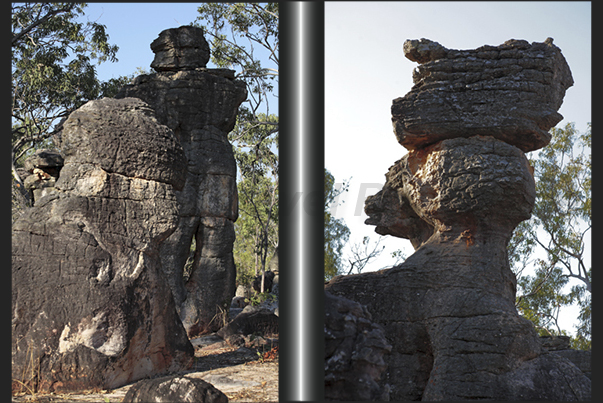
[12,4,75,47]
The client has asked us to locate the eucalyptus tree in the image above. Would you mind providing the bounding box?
[11,3,125,206]
[510,122,591,349]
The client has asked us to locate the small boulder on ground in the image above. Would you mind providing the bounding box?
[123,375,227,403]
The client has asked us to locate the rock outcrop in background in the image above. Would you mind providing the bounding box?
[325,38,590,400]
[12,98,193,393]
[116,26,247,337]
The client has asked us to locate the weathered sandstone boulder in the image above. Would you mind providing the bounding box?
[116,26,247,337]
[393,38,573,152]
[12,98,193,393]
[150,25,211,72]
[123,375,227,403]
[328,137,590,400]
[217,304,278,341]
[252,270,276,293]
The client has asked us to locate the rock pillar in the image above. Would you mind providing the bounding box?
[326,38,590,400]
[116,26,247,337]
[12,98,193,393]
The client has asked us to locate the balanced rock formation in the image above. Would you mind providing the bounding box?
[326,39,591,400]
[393,38,574,152]
[150,25,211,72]
[12,97,193,393]
[116,26,247,337]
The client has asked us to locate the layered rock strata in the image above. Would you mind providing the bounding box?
[116,26,247,337]
[326,39,590,400]
[393,38,574,152]
[12,98,193,393]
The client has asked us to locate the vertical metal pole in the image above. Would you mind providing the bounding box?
[280,2,324,401]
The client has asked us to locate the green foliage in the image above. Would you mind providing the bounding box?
[231,113,278,287]
[195,3,278,115]
[196,4,279,290]
[324,169,351,280]
[246,292,276,307]
[11,3,124,164]
[11,3,134,217]
[510,122,591,350]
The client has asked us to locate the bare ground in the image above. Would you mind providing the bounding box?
[12,334,279,403]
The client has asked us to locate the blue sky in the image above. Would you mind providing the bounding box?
[325,1,591,334]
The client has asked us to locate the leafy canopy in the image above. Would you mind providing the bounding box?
[11,3,128,214]
[510,122,591,350]
[324,169,351,280]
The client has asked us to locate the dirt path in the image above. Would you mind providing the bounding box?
[12,335,279,403]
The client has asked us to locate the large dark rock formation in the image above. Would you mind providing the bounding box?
[393,38,574,152]
[116,26,247,337]
[12,98,193,393]
[326,38,590,401]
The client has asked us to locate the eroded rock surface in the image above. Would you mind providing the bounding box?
[324,291,392,401]
[150,26,211,72]
[21,149,64,204]
[12,98,193,393]
[327,38,590,400]
[123,375,227,403]
[393,38,573,152]
[116,26,247,337]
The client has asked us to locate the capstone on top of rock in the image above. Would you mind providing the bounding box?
[150,26,210,71]
[394,37,574,152]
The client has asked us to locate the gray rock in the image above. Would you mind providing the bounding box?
[252,270,275,293]
[330,129,590,398]
[150,26,211,71]
[324,291,392,401]
[540,335,571,351]
[12,98,193,393]
[235,284,251,298]
[553,349,592,379]
[403,38,448,63]
[23,149,64,172]
[231,296,247,309]
[393,38,573,152]
[217,307,278,340]
[267,246,279,274]
[117,27,247,337]
[364,159,433,250]
[123,375,227,403]
[21,149,65,205]
[366,136,535,250]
